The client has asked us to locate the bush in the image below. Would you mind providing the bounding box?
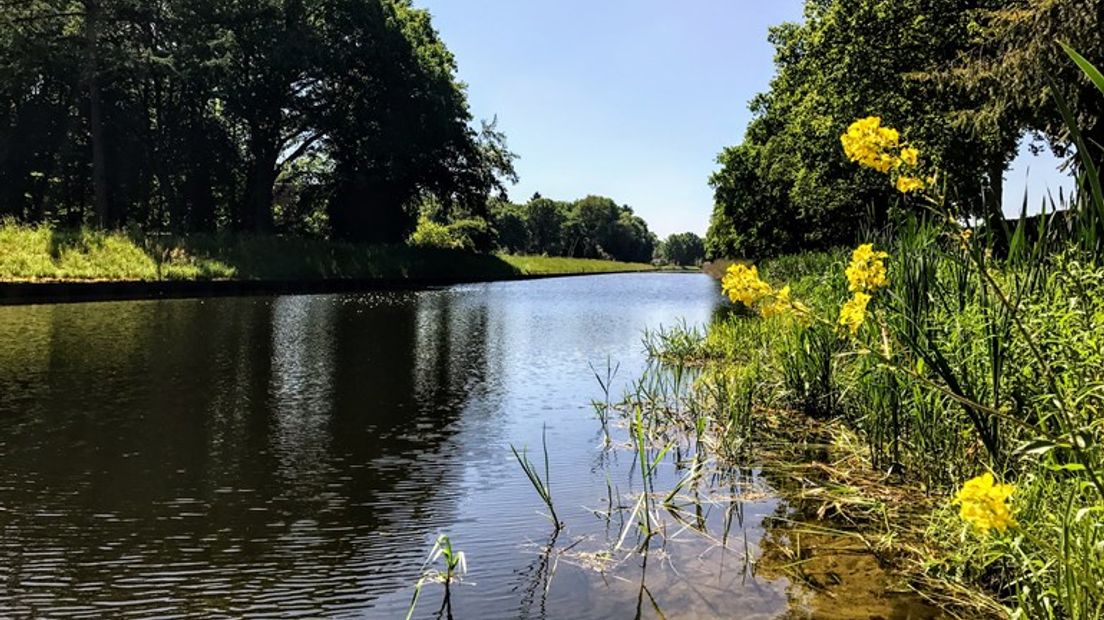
[408,216,463,250]
[446,218,495,253]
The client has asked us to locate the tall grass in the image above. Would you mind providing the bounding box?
[637,44,1104,620]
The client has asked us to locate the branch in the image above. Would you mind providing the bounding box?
[277,132,324,169]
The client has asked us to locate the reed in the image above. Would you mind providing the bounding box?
[511,425,562,529]
[405,534,467,620]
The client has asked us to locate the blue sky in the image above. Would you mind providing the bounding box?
[419,1,1073,238]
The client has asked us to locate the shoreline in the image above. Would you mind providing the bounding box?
[0,269,699,306]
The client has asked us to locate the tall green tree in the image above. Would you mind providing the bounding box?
[0,0,514,243]
[707,0,1014,257]
[660,232,705,266]
[952,0,1104,160]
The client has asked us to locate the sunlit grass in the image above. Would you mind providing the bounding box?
[0,221,657,283]
[498,254,655,275]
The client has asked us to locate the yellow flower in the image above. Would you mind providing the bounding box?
[845,244,890,293]
[838,292,871,335]
[953,473,1016,534]
[899,147,919,168]
[895,175,925,194]
[841,117,902,174]
[721,264,773,308]
[760,285,792,319]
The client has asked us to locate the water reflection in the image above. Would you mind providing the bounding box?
[2,274,927,619]
[0,281,526,617]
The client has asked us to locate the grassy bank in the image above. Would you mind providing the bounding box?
[0,223,655,283]
[645,232,1104,617]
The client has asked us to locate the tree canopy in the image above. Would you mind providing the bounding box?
[658,232,704,266]
[706,0,1103,259]
[0,0,516,243]
[485,194,657,263]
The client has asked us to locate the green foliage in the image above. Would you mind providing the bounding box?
[706,0,1103,260]
[658,232,705,266]
[0,0,516,243]
[952,0,1104,162]
[682,239,1104,615]
[408,215,462,250]
[486,194,657,263]
[0,220,654,282]
[487,199,528,254]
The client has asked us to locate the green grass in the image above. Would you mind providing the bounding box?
[654,235,1104,617]
[0,222,656,283]
[498,254,655,275]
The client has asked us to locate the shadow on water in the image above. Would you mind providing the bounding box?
[0,288,501,616]
[0,274,942,618]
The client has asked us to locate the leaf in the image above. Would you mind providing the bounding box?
[1060,42,1104,99]
[1049,73,1104,236]
[1016,438,1064,457]
[1045,462,1086,472]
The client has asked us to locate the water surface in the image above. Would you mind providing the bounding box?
[0,274,938,618]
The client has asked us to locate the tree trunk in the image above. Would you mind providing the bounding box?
[84,0,110,228]
[241,143,278,233]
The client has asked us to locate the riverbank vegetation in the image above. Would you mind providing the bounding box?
[684,10,1099,608]
[0,221,655,282]
[0,1,668,280]
[705,0,1101,259]
[655,232,705,267]
[486,195,657,263]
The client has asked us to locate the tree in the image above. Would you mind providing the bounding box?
[954,0,1104,161]
[707,143,794,258]
[524,196,567,255]
[0,0,515,242]
[707,0,1016,257]
[564,196,620,258]
[660,232,705,266]
[488,199,528,254]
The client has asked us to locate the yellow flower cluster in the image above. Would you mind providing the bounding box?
[896,176,925,194]
[721,264,773,307]
[953,473,1016,534]
[722,264,804,320]
[760,285,792,319]
[838,292,871,336]
[841,117,901,173]
[837,244,889,335]
[899,146,919,167]
[841,117,927,195]
[845,244,889,293]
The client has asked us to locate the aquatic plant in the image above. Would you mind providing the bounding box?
[511,425,562,529]
[406,534,468,620]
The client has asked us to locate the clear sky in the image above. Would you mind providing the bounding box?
[418,1,1073,238]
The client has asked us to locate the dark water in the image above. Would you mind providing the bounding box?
[0,274,938,619]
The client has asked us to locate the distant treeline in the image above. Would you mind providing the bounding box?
[707,0,1104,259]
[482,194,658,264]
[0,0,517,243]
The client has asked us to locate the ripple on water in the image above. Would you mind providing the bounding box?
[0,275,945,618]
